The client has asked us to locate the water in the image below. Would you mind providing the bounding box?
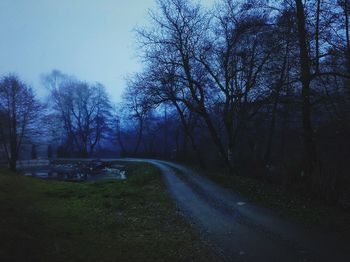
[21,164,126,182]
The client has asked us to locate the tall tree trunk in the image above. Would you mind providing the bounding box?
[163,106,169,157]
[264,38,290,164]
[295,0,317,176]
[10,92,18,171]
[9,153,17,171]
[264,83,282,164]
[133,118,143,155]
[116,119,127,157]
[315,0,321,73]
[344,0,350,100]
[223,101,235,169]
[345,0,350,73]
[202,113,232,172]
[173,101,206,168]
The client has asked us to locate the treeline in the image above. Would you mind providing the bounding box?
[0,75,42,170]
[118,0,350,202]
[0,71,117,169]
[1,0,350,204]
[42,70,113,158]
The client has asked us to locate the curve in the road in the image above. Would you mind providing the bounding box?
[124,159,350,262]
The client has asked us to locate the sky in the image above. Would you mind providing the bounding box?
[0,0,163,102]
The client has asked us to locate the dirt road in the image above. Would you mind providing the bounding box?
[125,159,350,262]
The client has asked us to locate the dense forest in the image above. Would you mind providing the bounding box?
[1,0,350,205]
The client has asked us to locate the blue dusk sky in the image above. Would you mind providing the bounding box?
[0,0,213,102]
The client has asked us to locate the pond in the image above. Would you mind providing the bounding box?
[19,161,126,182]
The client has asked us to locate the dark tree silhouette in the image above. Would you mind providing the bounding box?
[0,74,41,170]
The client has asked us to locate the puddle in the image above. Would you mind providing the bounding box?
[20,162,127,182]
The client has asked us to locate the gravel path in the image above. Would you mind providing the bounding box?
[125,159,350,262]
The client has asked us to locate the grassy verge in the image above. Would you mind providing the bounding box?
[197,168,350,239]
[0,162,213,262]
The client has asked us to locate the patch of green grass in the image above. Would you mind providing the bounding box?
[200,169,350,239]
[0,163,213,262]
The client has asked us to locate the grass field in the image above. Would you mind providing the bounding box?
[0,162,213,262]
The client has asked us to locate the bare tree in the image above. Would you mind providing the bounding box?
[123,77,153,155]
[137,0,234,169]
[197,0,277,167]
[0,74,41,170]
[124,0,350,200]
[132,64,207,167]
[43,71,112,157]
